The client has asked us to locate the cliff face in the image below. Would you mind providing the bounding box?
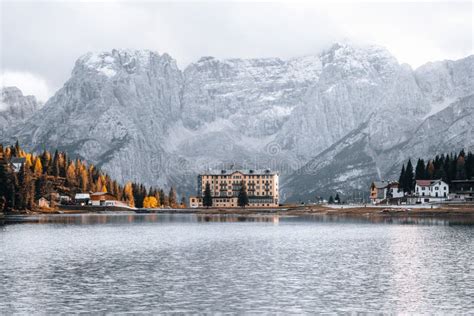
[1,87,40,138]
[10,49,184,188]
[4,44,473,200]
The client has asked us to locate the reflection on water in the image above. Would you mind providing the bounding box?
[1,213,473,313]
[5,212,474,226]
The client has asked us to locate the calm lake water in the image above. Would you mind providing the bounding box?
[0,213,473,313]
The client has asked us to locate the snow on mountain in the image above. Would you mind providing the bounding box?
[277,43,429,158]
[3,44,473,200]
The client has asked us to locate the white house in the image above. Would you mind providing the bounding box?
[74,193,90,206]
[388,183,404,198]
[415,179,449,203]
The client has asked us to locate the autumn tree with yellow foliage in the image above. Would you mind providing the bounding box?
[33,158,43,176]
[143,196,158,208]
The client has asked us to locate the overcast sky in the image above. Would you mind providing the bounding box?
[0,0,472,102]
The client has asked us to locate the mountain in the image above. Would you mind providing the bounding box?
[283,55,473,201]
[3,44,473,200]
[0,87,40,138]
[9,49,185,189]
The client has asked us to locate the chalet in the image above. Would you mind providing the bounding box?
[9,157,25,172]
[370,181,402,204]
[415,179,449,203]
[74,193,90,206]
[449,179,474,202]
[90,192,117,206]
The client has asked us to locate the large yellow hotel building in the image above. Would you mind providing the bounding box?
[189,169,279,208]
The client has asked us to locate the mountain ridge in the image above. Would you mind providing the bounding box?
[2,43,472,200]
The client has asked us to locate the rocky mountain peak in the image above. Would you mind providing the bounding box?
[0,86,40,136]
[1,86,40,112]
[74,49,178,78]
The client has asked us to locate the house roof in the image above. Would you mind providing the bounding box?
[200,169,278,176]
[372,181,389,189]
[416,179,444,187]
[75,193,91,199]
[416,180,432,186]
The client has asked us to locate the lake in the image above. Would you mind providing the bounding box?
[0,213,473,313]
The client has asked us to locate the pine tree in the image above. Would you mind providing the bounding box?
[52,150,60,178]
[168,187,177,208]
[456,154,466,180]
[398,164,406,189]
[335,193,340,204]
[40,150,51,174]
[159,189,167,207]
[415,158,426,180]
[237,181,249,208]
[404,159,414,193]
[328,195,334,204]
[17,164,35,210]
[466,152,474,180]
[154,189,161,207]
[0,151,17,211]
[35,175,49,201]
[448,154,457,183]
[60,153,68,178]
[203,182,212,208]
[426,160,435,179]
[12,140,21,157]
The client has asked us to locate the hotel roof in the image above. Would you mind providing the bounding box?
[200,169,278,176]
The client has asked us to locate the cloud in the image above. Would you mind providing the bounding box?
[0,1,472,102]
[0,71,52,102]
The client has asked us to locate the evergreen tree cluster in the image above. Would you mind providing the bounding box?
[0,142,183,212]
[398,150,473,193]
[327,193,340,204]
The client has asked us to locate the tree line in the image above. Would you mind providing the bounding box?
[0,141,185,212]
[398,149,473,193]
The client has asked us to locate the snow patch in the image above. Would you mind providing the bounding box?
[98,66,117,78]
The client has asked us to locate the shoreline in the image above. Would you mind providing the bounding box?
[4,203,474,218]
